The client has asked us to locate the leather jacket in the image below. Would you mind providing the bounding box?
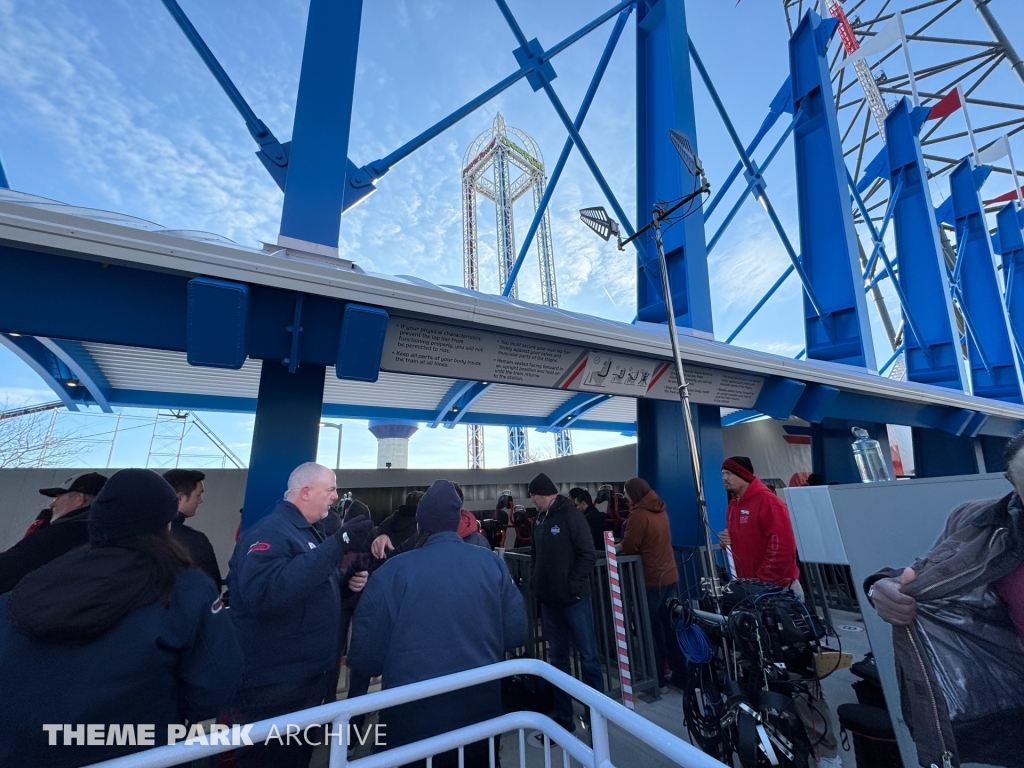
[865,492,1024,768]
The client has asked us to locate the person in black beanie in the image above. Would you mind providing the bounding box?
[528,472,603,733]
[349,480,526,768]
[0,468,245,767]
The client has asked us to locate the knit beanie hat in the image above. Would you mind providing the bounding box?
[527,472,558,496]
[344,499,371,523]
[722,456,755,483]
[88,468,180,545]
[624,477,652,504]
[416,479,463,534]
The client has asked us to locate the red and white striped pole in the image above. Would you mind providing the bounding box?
[604,531,634,709]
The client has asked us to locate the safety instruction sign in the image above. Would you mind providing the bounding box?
[379,317,764,409]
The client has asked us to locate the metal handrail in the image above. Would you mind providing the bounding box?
[85,658,727,768]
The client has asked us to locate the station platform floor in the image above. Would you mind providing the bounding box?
[315,610,872,767]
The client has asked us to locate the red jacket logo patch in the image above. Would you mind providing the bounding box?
[248,541,271,554]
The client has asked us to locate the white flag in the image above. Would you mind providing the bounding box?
[843,17,903,67]
[977,135,1011,165]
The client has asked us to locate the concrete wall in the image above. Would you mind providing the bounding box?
[0,444,638,575]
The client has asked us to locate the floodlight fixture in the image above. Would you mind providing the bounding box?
[579,206,621,244]
[670,129,703,178]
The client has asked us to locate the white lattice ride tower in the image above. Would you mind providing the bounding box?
[462,113,570,468]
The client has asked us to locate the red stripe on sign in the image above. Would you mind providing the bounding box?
[560,359,590,389]
[646,363,671,393]
[783,434,811,445]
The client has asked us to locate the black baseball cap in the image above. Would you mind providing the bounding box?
[39,472,108,498]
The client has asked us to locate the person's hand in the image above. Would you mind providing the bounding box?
[371,534,395,560]
[348,570,369,593]
[718,530,732,549]
[335,516,374,552]
[871,568,917,626]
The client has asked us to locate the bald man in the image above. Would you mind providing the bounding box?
[225,463,374,768]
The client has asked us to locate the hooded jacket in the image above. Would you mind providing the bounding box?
[0,505,91,595]
[458,510,490,548]
[621,490,679,588]
[530,495,597,606]
[0,547,243,767]
[377,504,419,549]
[725,477,800,586]
[865,492,1024,768]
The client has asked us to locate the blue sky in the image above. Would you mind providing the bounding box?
[1,0,1022,470]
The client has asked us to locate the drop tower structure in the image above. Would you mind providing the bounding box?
[462,113,570,468]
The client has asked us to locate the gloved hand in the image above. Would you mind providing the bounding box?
[335,515,374,552]
[870,568,917,626]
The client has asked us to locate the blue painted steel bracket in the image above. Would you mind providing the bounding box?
[538,392,610,433]
[443,382,495,428]
[789,10,875,369]
[949,158,1024,403]
[792,383,840,424]
[881,98,965,390]
[512,38,557,91]
[336,303,389,383]
[0,334,82,411]
[753,377,807,420]
[35,338,113,412]
[996,202,1024,363]
[428,381,478,428]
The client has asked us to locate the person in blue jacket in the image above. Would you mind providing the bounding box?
[225,462,374,768]
[0,468,244,768]
[349,479,527,768]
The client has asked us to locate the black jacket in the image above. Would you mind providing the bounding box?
[0,505,90,595]
[171,516,223,592]
[866,492,1024,768]
[530,495,597,607]
[583,504,606,550]
[377,505,419,549]
[0,554,243,767]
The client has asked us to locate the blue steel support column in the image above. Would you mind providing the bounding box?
[950,158,1024,403]
[242,362,326,530]
[996,202,1024,361]
[635,0,724,547]
[884,98,965,389]
[790,11,875,369]
[279,0,363,249]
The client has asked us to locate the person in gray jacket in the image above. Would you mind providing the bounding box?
[867,432,1024,768]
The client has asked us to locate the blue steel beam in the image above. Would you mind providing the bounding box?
[704,78,793,222]
[705,108,803,257]
[788,11,875,369]
[346,0,635,200]
[491,0,659,300]
[444,382,496,428]
[428,380,478,428]
[502,9,630,297]
[634,0,726,545]
[35,338,113,413]
[278,0,363,249]
[0,151,8,189]
[0,334,81,411]
[689,41,828,326]
[633,2,713,331]
[950,157,1024,403]
[995,202,1024,362]
[158,0,289,184]
[538,392,610,433]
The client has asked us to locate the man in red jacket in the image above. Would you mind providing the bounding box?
[718,456,801,594]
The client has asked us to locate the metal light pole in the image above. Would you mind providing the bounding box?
[319,422,343,470]
[649,203,722,600]
[580,129,722,598]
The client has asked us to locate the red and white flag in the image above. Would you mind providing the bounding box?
[927,85,979,160]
